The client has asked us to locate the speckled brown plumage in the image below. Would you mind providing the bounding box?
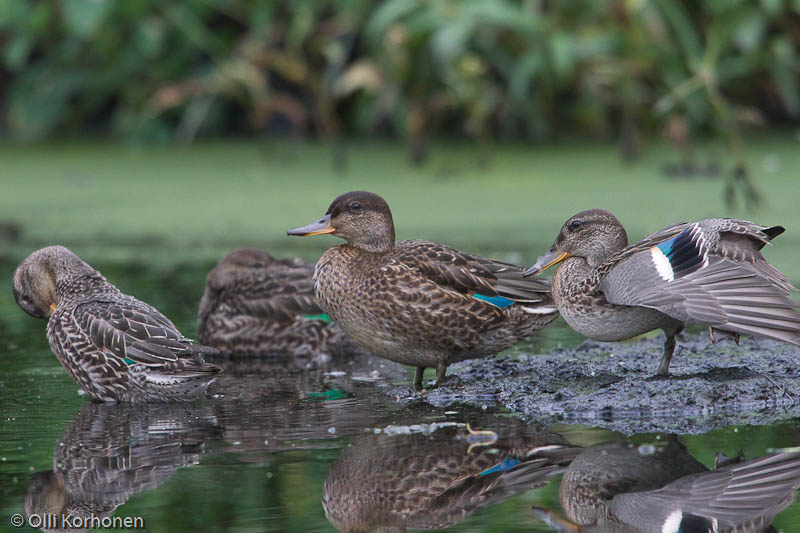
[288,191,558,390]
[527,210,800,375]
[24,402,218,530]
[12,246,221,402]
[197,247,364,357]
[323,424,578,532]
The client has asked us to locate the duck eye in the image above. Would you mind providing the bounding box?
[569,220,582,230]
[350,202,361,211]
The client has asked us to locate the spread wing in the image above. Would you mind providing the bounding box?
[74,295,215,366]
[611,452,800,530]
[395,240,553,306]
[595,220,800,343]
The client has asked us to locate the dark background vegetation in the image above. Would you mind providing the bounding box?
[2,1,798,148]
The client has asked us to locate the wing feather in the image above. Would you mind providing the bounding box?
[612,452,800,529]
[396,240,552,305]
[75,296,213,366]
[594,218,800,344]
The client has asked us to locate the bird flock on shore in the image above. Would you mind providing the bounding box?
[12,189,800,531]
[12,190,800,401]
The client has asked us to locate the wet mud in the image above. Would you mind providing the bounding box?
[387,332,800,435]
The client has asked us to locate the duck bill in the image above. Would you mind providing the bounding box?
[524,249,570,277]
[287,214,335,237]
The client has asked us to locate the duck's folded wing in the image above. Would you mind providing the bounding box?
[610,452,800,530]
[74,300,203,366]
[236,292,322,321]
[397,240,552,304]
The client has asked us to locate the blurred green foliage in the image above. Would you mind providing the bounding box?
[1,0,799,154]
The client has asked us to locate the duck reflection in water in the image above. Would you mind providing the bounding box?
[536,436,800,532]
[323,418,580,532]
[24,403,219,532]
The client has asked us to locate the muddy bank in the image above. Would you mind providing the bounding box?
[386,333,800,435]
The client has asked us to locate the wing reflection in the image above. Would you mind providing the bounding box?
[537,437,800,532]
[24,403,219,531]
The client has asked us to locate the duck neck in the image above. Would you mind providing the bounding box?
[347,225,396,253]
[553,256,596,298]
[349,239,395,253]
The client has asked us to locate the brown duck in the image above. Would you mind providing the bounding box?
[288,191,558,390]
[526,209,800,375]
[197,247,363,357]
[13,246,221,402]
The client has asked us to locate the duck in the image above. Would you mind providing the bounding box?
[287,191,558,390]
[197,247,364,357]
[25,402,218,527]
[537,438,800,532]
[12,246,221,402]
[525,209,800,375]
[323,420,579,531]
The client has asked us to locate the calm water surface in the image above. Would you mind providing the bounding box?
[1,256,800,532]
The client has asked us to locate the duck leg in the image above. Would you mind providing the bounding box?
[708,327,741,345]
[413,367,426,392]
[657,325,684,376]
[434,360,449,387]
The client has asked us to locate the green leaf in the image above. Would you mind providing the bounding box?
[654,0,703,65]
[431,23,471,65]
[732,11,766,52]
[760,0,784,15]
[62,0,111,38]
[7,65,82,139]
[366,0,419,44]
[3,35,32,71]
[549,31,574,79]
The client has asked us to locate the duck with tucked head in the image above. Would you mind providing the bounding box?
[288,191,558,390]
[197,247,364,358]
[13,246,221,402]
[525,209,800,375]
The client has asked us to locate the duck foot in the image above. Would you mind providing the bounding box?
[708,327,740,345]
[435,374,465,389]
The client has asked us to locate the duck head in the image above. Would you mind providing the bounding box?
[288,191,396,252]
[524,209,628,276]
[13,246,97,319]
[215,247,277,271]
[13,246,67,318]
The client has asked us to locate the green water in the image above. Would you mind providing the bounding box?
[2,139,800,531]
[2,255,800,532]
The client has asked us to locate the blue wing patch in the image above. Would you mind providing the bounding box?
[123,357,138,366]
[473,293,515,308]
[656,226,705,276]
[479,457,521,476]
[303,313,332,323]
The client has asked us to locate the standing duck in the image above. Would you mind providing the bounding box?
[288,191,558,390]
[197,247,363,357]
[12,246,221,402]
[525,210,800,375]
